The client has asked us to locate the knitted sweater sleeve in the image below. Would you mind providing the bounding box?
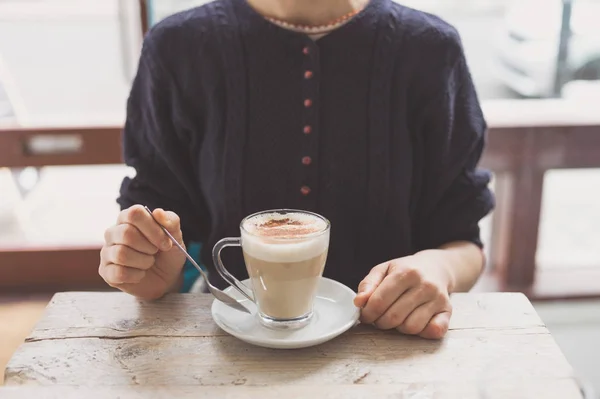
[412,29,495,251]
[116,31,208,245]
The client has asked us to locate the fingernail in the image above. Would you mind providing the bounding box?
[361,284,372,294]
[162,240,172,251]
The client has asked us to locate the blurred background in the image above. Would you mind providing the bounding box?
[0,0,599,393]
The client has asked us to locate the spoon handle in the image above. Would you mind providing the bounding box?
[143,206,209,281]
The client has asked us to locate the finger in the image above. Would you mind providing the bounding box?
[101,245,156,270]
[151,208,184,251]
[373,287,430,330]
[117,205,172,251]
[152,209,182,238]
[354,262,389,308]
[100,263,147,286]
[105,224,159,255]
[420,311,451,340]
[360,268,420,324]
[397,297,448,336]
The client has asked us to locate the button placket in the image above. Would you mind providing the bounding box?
[300,42,319,204]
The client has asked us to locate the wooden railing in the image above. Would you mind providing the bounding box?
[1,99,599,298]
[480,100,600,299]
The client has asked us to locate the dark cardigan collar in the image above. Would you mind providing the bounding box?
[232,0,387,45]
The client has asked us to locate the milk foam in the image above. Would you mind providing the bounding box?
[241,212,329,263]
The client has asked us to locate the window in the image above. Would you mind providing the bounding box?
[1,0,599,296]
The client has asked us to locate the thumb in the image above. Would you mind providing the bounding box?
[420,311,451,340]
[353,263,389,308]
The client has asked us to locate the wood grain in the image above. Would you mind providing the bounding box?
[0,380,585,399]
[5,328,571,387]
[3,292,580,398]
[26,292,222,340]
[25,292,543,341]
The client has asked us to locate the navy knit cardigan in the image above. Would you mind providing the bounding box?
[117,0,495,291]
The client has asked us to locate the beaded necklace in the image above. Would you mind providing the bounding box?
[264,6,364,35]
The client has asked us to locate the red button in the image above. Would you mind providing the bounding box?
[303,46,310,55]
[304,99,312,108]
[300,186,311,195]
[303,125,312,134]
[304,70,313,79]
[302,156,312,165]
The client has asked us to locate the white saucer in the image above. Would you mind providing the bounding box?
[211,277,360,349]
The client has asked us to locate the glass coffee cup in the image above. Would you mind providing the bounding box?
[213,209,330,330]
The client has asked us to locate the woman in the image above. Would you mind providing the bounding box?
[99,0,495,339]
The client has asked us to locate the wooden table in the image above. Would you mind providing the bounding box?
[1,292,584,398]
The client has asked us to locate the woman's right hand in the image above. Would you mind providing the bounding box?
[99,205,187,300]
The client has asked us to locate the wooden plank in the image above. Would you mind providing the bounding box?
[139,0,149,35]
[0,380,585,399]
[4,328,571,387]
[27,292,223,340]
[0,247,107,292]
[503,167,545,290]
[480,127,523,172]
[5,293,573,392]
[24,292,543,341]
[482,98,600,128]
[0,126,122,168]
[557,125,600,168]
[483,129,545,291]
[519,126,600,170]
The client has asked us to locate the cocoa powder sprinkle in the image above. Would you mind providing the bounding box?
[253,218,320,238]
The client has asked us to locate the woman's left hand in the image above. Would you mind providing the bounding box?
[353,250,455,339]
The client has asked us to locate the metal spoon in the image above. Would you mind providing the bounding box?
[143,206,251,314]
